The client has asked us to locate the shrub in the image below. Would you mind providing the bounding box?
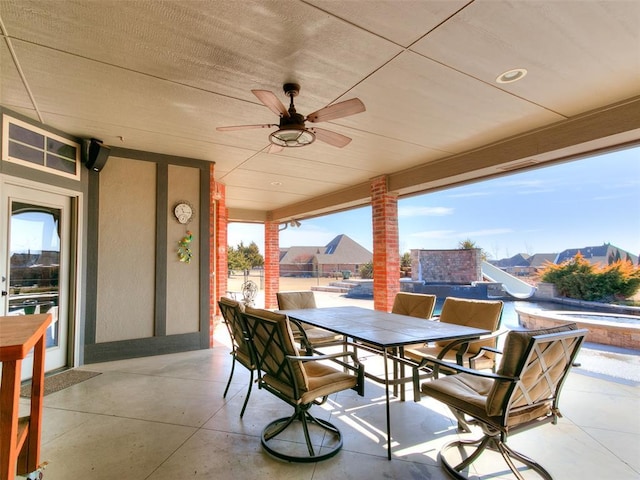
[538,253,640,302]
[359,261,373,279]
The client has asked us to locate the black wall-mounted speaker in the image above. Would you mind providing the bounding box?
[84,138,111,172]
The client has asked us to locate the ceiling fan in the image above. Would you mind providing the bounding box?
[216,83,365,153]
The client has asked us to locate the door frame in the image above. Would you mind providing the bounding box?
[1,174,83,372]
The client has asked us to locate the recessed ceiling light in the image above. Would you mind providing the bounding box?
[270,181,282,186]
[496,68,528,84]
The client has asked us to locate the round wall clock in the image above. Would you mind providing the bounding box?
[174,201,194,224]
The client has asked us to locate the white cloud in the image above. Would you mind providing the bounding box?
[502,179,546,188]
[593,192,637,201]
[447,191,489,199]
[459,228,513,237]
[398,206,453,217]
[410,230,456,239]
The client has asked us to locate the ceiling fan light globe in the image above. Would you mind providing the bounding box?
[269,128,315,147]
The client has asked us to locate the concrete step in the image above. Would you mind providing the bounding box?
[311,285,351,293]
[329,281,358,289]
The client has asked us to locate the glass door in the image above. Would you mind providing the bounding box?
[1,183,73,378]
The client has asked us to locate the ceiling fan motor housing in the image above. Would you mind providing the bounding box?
[283,83,300,97]
[279,112,306,128]
[271,86,315,147]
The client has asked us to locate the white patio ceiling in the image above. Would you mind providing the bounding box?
[1,0,639,223]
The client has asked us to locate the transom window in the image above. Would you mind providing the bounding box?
[2,115,80,180]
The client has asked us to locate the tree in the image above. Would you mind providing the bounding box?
[227,245,251,273]
[538,252,640,302]
[242,241,264,268]
[400,252,412,277]
[458,238,489,261]
[359,261,373,279]
[458,238,477,250]
[400,252,411,268]
[227,241,264,273]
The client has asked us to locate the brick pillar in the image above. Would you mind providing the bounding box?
[264,221,280,309]
[371,175,399,311]
[211,169,227,347]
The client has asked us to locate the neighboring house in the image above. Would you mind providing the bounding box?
[490,244,638,276]
[528,253,558,270]
[555,243,638,267]
[490,253,532,276]
[279,234,372,277]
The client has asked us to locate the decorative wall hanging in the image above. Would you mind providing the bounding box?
[177,231,193,263]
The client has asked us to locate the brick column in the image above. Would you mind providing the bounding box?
[371,175,399,311]
[264,221,280,309]
[211,170,227,347]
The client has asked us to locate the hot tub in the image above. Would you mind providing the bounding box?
[516,307,640,350]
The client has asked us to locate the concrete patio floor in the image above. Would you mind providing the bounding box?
[18,291,640,479]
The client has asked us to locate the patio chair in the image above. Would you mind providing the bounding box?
[392,292,437,319]
[218,297,257,418]
[420,324,587,480]
[389,292,436,396]
[242,306,364,462]
[276,291,344,354]
[404,297,504,375]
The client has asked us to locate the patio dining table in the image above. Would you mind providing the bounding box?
[280,306,491,460]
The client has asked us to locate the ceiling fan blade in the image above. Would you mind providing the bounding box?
[267,144,284,154]
[306,98,365,123]
[252,90,289,118]
[216,124,277,132]
[311,127,352,148]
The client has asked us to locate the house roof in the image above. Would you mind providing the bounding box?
[528,253,558,268]
[491,253,531,268]
[279,246,323,265]
[1,1,639,223]
[555,244,639,265]
[280,234,372,266]
[315,234,372,265]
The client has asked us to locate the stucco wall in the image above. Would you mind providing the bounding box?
[96,157,156,342]
[166,165,200,335]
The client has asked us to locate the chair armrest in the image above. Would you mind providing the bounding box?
[288,318,313,355]
[467,329,509,368]
[475,345,503,355]
[435,328,508,365]
[288,350,359,364]
[415,355,515,382]
[437,328,507,355]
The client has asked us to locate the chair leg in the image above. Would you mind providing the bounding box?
[239,369,253,418]
[440,434,553,480]
[497,441,553,480]
[261,407,343,463]
[224,354,254,418]
[441,435,493,477]
[449,407,473,434]
[223,354,236,398]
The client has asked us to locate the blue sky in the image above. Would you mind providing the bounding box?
[228,146,640,260]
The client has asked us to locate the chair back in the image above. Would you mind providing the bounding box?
[243,306,309,398]
[276,291,317,310]
[436,297,503,356]
[486,324,587,422]
[392,292,436,319]
[218,297,252,362]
